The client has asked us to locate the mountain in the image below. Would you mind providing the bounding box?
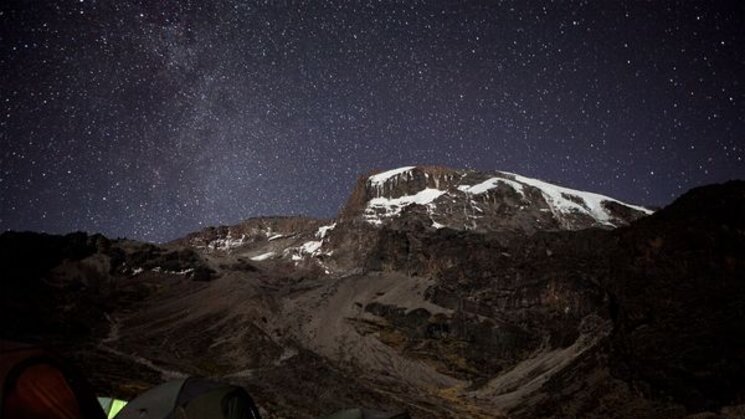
[341,166,651,232]
[1,168,743,419]
[174,166,652,274]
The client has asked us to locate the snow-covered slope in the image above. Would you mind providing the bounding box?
[344,166,652,232]
[499,171,652,225]
[177,166,653,273]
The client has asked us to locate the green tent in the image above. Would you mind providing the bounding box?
[319,407,410,419]
[114,377,260,419]
[97,397,127,419]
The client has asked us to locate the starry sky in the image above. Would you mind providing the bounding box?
[1,1,743,242]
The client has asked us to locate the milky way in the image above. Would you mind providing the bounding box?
[1,1,743,242]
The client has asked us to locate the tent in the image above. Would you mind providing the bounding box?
[97,396,127,418]
[115,376,261,419]
[319,408,410,419]
[0,340,107,419]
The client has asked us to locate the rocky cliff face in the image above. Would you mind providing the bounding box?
[1,170,743,419]
[182,167,653,275]
[340,166,651,233]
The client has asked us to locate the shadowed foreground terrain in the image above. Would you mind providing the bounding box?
[1,180,744,418]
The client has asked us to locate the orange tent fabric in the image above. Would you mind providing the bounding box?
[3,363,82,419]
[0,340,105,419]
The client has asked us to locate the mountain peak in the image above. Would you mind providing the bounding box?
[340,165,461,220]
[177,166,654,270]
[341,165,652,232]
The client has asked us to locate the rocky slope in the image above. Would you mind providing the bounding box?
[176,166,653,274]
[340,166,651,232]
[1,168,743,418]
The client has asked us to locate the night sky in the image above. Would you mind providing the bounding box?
[1,1,743,242]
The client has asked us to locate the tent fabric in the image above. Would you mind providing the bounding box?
[0,340,107,419]
[97,397,128,419]
[175,377,224,407]
[3,363,82,419]
[115,377,261,419]
[113,378,187,419]
[180,386,255,419]
[220,389,255,419]
[319,407,411,419]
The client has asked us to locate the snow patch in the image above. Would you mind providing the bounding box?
[368,166,416,186]
[300,240,323,254]
[369,188,445,209]
[315,223,336,239]
[250,252,275,261]
[458,177,526,196]
[150,267,193,275]
[364,188,446,224]
[282,223,336,264]
[284,239,328,261]
[267,234,284,241]
[204,233,247,251]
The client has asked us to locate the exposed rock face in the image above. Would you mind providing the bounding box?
[340,166,652,233]
[606,182,745,412]
[171,216,329,252]
[187,167,653,275]
[168,215,341,275]
[1,171,743,418]
[316,166,652,275]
